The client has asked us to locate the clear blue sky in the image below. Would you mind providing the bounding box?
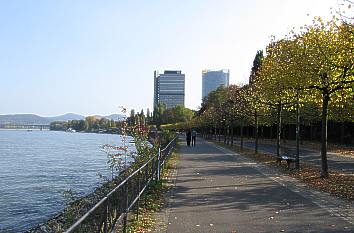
[0,0,338,116]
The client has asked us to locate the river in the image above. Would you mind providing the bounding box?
[0,130,132,232]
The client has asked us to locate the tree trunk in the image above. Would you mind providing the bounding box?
[214,124,217,140]
[295,92,300,169]
[224,126,227,144]
[276,103,282,157]
[218,127,221,142]
[320,93,330,178]
[254,109,259,154]
[240,124,244,149]
[228,126,231,145]
[340,121,345,144]
[231,126,234,145]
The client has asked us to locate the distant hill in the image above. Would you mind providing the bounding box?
[0,113,125,125]
[0,114,50,125]
[46,113,85,122]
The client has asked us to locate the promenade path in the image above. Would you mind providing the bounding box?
[231,138,354,174]
[165,138,353,233]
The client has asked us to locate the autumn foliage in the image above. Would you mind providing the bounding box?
[196,12,353,178]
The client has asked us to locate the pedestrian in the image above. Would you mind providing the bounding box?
[191,129,197,147]
[186,129,191,146]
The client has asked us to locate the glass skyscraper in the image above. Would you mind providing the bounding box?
[202,69,230,98]
[154,70,185,109]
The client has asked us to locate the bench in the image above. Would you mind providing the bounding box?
[276,155,295,169]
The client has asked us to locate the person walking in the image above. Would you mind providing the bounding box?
[186,129,191,146]
[191,129,197,147]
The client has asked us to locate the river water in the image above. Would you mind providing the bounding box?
[0,130,132,232]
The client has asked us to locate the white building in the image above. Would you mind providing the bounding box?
[202,69,230,99]
[154,70,185,109]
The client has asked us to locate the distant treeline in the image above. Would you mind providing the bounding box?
[124,105,195,129]
[50,116,120,132]
[50,105,196,133]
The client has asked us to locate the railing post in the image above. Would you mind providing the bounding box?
[103,199,108,233]
[145,162,149,184]
[151,156,155,180]
[144,164,149,209]
[123,181,129,233]
[136,171,141,221]
[156,147,161,181]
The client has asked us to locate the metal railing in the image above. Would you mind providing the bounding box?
[64,136,177,233]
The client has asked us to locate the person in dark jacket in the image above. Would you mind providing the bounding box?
[191,129,197,147]
[186,129,191,146]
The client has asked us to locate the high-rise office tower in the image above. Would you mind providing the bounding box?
[202,69,230,99]
[153,70,185,109]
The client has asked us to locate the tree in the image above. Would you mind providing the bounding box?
[202,86,228,141]
[298,17,354,177]
[261,37,309,168]
[140,109,144,117]
[249,50,264,85]
[146,108,151,124]
[228,85,252,149]
[85,116,97,131]
[336,0,354,35]
[129,109,135,126]
[99,118,110,129]
[71,119,88,131]
[153,103,166,129]
[162,105,194,124]
[247,50,266,152]
[50,121,68,131]
[111,119,116,128]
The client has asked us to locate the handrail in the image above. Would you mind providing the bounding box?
[64,136,178,233]
[161,137,176,153]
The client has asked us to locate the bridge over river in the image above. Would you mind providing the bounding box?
[0,124,50,130]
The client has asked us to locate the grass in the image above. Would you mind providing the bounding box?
[215,141,354,200]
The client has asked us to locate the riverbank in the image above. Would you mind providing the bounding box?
[50,128,120,135]
[26,175,126,233]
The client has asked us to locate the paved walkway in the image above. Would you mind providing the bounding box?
[165,138,353,233]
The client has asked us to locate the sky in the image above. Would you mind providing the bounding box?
[0,0,340,117]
